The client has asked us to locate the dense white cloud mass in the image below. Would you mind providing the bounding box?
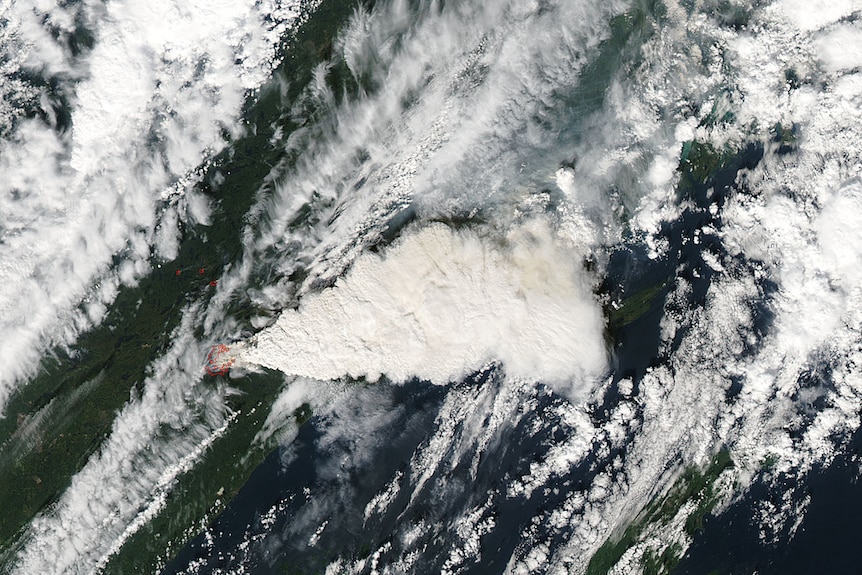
[237,0,862,571]
[7,0,862,572]
[237,221,607,393]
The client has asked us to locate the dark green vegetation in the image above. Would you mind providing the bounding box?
[0,265,189,555]
[103,0,381,570]
[704,0,752,31]
[102,369,287,574]
[0,0,376,570]
[771,122,798,155]
[558,0,666,157]
[643,544,684,575]
[586,450,733,575]
[0,174,252,559]
[293,402,314,426]
[567,0,666,114]
[607,280,669,328]
[760,453,779,470]
[678,140,734,193]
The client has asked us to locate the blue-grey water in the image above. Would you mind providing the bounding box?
[2,0,862,573]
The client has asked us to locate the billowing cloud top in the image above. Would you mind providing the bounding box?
[237,220,607,394]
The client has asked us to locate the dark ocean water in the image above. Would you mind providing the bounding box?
[678,432,862,575]
[3,0,862,573]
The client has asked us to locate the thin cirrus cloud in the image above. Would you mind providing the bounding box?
[0,0,303,411]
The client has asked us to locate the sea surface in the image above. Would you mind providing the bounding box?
[1,0,862,573]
